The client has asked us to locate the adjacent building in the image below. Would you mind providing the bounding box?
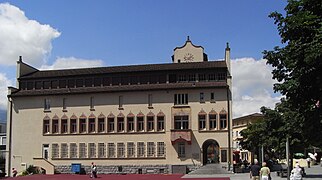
[232,113,264,162]
[6,38,232,175]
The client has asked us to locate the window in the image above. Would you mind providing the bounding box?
[210,93,215,102]
[174,115,189,130]
[79,118,87,133]
[137,142,145,157]
[70,143,77,158]
[127,142,135,158]
[220,114,227,129]
[208,74,215,81]
[209,114,217,130]
[44,99,50,111]
[148,94,153,107]
[61,119,68,133]
[157,142,165,157]
[59,80,67,88]
[174,94,188,105]
[200,92,205,103]
[52,119,59,133]
[108,143,115,158]
[147,116,154,131]
[68,79,75,88]
[63,98,67,110]
[199,115,206,130]
[221,149,227,162]
[108,118,115,132]
[98,118,105,133]
[90,96,94,110]
[188,74,196,82]
[76,79,83,87]
[70,119,77,133]
[117,117,124,132]
[198,74,206,81]
[88,143,96,158]
[147,142,155,157]
[127,117,134,132]
[98,143,106,158]
[119,96,123,109]
[88,118,96,133]
[178,74,186,82]
[137,116,144,131]
[218,72,226,81]
[178,142,185,158]
[43,81,50,89]
[157,116,165,131]
[61,143,68,158]
[52,144,59,158]
[43,120,50,134]
[35,81,42,89]
[79,143,86,158]
[117,143,125,158]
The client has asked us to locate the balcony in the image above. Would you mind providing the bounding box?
[170,129,192,145]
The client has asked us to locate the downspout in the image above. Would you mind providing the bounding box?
[7,97,13,177]
[227,86,231,171]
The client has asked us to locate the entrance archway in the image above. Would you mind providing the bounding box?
[202,139,220,165]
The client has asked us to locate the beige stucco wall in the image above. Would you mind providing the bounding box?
[173,41,204,63]
[8,88,231,173]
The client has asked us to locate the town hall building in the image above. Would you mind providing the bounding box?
[6,37,232,175]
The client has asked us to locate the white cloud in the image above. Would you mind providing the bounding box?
[0,3,60,66]
[40,57,104,70]
[0,73,13,110]
[231,58,282,118]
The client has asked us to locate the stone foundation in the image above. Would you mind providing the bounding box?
[55,164,171,174]
[54,164,201,174]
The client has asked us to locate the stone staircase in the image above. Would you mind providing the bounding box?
[188,164,232,175]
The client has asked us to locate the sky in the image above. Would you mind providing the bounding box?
[0,0,286,120]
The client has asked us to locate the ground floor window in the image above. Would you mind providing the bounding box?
[98,143,106,158]
[147,142,155,157]
[70,143,77,158]
[52,144,59,158]
[137,142,145,157]
[79,143,87,158]
[221,149,227,162]
[61,143,68,158]
[178,142,185,158]
[157,142,165,157]
[88,143,96,158]
[108,143,115,158]
[117,143,125,158]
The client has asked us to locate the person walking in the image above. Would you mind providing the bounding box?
[250,160,261,180]
[12,168,17,177]
[90,162,96,178]
[260,162,270,180]
[290,163,302,180]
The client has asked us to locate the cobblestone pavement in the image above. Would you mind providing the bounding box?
[183,164,322,180]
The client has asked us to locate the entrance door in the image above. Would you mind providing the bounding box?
[43,144,49,159]
[202,139,220,165]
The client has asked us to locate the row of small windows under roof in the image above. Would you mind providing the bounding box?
[20,72,226,90]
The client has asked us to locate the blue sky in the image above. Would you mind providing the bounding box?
[0,0,286,119]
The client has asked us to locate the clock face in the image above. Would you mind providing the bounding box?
[183,53,194,61]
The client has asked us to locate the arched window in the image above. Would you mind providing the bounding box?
[137,112,145,132]
[43,115,50,134]
[79,113,87,133]
[61,114,68,134]
[70,114,77,133]
[198,109,207,130]
[98,113,106,133]
[157,111,165,131]
[219,110,227,129]
[147,112,155,131]
[52,115,59,134]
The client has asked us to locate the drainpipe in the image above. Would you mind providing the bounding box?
[7,97,13,177]
[227,86,232,171]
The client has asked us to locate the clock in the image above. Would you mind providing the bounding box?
[183,53,194,61]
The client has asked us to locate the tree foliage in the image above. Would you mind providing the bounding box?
[263,0,322,147]
[240,99,306,158]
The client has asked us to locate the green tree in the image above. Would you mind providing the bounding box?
[240,99,306,159]
[263,0,322,147]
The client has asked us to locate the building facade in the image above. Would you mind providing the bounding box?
[232,113,264,163]
[6,38,232,175]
